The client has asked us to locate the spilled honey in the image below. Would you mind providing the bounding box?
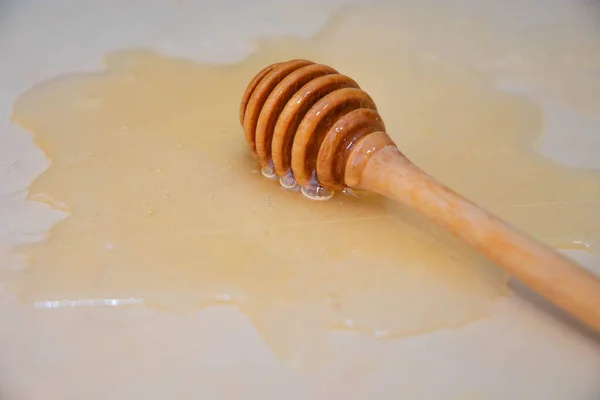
[5,4,600,365]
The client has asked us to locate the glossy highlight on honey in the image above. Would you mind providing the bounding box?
[4,4,600,365]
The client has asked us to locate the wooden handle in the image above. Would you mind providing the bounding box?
[356,145,600,333]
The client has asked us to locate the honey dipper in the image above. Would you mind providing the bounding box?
[239,59,600,334]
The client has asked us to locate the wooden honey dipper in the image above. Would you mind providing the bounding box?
[239,59,600,334]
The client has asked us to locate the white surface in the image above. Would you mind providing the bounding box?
[1,0,599,399]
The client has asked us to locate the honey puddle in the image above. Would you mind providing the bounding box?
[6,5,600,364]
